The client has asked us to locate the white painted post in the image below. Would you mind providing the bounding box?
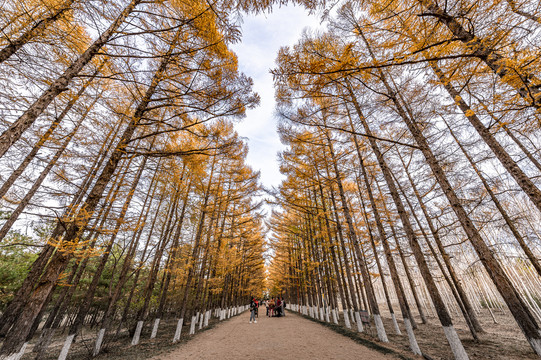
[198,312,204,330]
[93,328,106,356]
[189,315,197,335]
[173,318,183,343]
[355,311,364,332]
[391,313,402,335]
[374,314,389,342]
[404,318,422,355]
[150,318,160,339]
[343,309,351,329]
[58,334,75,360]
[131,320,144,346]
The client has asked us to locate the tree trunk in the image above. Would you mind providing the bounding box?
[419,0,541,109]
[0,100,90,240]
[442,120,541,277]
[0,112,122,338]
[0,27,171,355]
[0,0,141,158]
[430,61,541,213]
[322,122,389,341]
[346,84,468,359]
[0,68,101,200]
[0,0,76,64]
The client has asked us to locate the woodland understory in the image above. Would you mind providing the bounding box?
[0,0,540,359]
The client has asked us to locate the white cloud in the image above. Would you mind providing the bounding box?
[231,5,321,190]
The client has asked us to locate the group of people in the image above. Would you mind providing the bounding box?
[248,296,287,323]
[265,297,286,317]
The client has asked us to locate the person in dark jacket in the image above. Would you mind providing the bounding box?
[249,297,258,323]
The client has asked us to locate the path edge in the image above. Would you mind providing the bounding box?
[289,310,418,360]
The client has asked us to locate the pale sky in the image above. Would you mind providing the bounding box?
[232,6,321,190]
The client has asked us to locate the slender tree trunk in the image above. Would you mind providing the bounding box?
[60,155,146,358]
[178,156,217,322]
[346,104,419,335]
[0,69,101,200]
[117,185,165,335]
[346,84,468,359]
[430,61,541,213]
[0,100,91,240]
[0,114,122,338]
[0,29,173,356]
[316,178,350,323]
[0,0,141,158]
[396,150,485,335]
[358,155,421,353]
[0,0,76,64]
[374,178,426,326]
[442,121,541,277]
[505,0,541,23]
[322,123,388,341]
[418,0,541,109]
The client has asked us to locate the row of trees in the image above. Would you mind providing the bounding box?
[0,0,270,358]
[267,0,541,359]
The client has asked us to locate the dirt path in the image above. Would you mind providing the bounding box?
[152,311,397,359]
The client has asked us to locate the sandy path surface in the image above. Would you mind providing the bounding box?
[152,311,396,359]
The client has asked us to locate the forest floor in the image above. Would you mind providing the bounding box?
[364,308,538,359]
[16,308,538,359]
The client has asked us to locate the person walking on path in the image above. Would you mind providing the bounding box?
[249,297,258,323]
